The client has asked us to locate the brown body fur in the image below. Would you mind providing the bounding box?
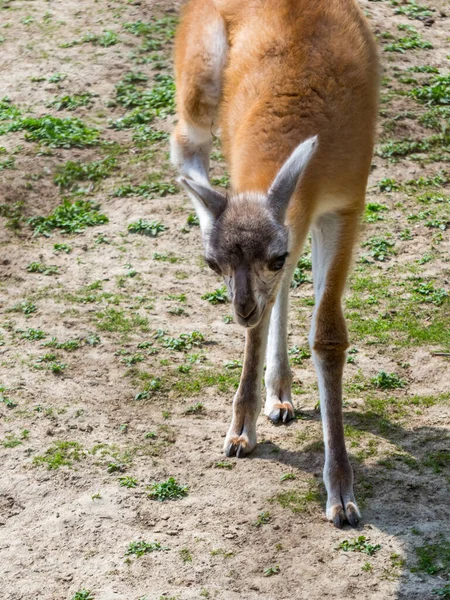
[175,0,379,220]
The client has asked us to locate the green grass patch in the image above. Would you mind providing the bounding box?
[125,540,169,557]
[147,477,188,501]
[160,331,205,352]
[71,590,94,600]
[54,156,116,189]
[391,0,434,20]
[33,441,85,469]
[361,236,396,261]
[201,286,228,304]
[115,176,177,199]
[113,73,175,116]
[47,93,94,111]
[28,199,108,236]
[269,481,320,513]
[411,74,450,106]
[337,535,381,556]
[127,219,167,236]
[0,116,100,148]
[95,308,148,333]
[412,536,450,577]
[61,30,119,48]
[384,27,432,53]
[27,262,59,275]
[423,450,450,474]
[371,371,406,390]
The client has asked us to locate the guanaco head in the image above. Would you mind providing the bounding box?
[179,137,317,328]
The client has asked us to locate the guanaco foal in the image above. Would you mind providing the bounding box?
[171,0,379,527]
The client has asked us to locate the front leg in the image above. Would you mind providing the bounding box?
[224,309,272,458]
[264,269,295,424]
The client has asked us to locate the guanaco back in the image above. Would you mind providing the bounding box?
[171,0,379,528]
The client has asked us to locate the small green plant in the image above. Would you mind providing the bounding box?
[411,75,450,106]
[378,177,399,192]
[72,590,94,600]
[8,300,37,315]
[263,565,280,577]
[1,115,100,148]
[434,584,450,598]
[280,473,296,481]
[125,540,168,557]
[180,548,192,563]
[161,331,205,352]
[27,262,59,275]
[186,213,199,227]
[371,371,406,390]
[413,282,448,306]
[0,388,17,409]
[20,328,47,340]
[53,243,72,253]
[98,30,119,47]
[362,236,395,261]
[48,93,94,111]
[54,157,116,189]
[127,219,167,236]
[337,536,381,556]
[384,28,433,53]
[288,345,311,365]
[118,476,138,488]
[114,178,177,199]
[365,202,388,223]
[112,73,175,118]
[184,402,205,415]
[33,441,84,469]
[28,199,108,236]
[201,286,228,304]
[147,477,188,501]
[391,0,434,20]
[215,461,233,469]
[423,450,450,474]
[254,511,271,527]
[107,462,126,474]
[291,255,312,288]
[48,72,67,83]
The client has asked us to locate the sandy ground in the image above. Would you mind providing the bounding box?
[0,0,449,599]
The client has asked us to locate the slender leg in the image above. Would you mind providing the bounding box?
[309,210,361,528]
[224,306,273,457]
[265,225,311,424]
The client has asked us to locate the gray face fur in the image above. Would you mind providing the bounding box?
[179,136,317,328]
[204,195,289,327]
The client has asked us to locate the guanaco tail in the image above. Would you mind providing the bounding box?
[170,0,380,528]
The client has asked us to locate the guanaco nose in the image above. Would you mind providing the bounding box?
[234,266,257,319]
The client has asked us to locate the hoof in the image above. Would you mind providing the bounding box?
[268,402,295,424]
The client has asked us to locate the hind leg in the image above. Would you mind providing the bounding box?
[171,0,228,184]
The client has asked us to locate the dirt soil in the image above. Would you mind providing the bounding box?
[1,0,450,599]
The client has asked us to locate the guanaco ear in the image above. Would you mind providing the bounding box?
[179,177,228,236]
[267,136,318,222]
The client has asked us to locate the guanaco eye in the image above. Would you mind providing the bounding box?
[205,258,222,274]
[269,254,288,271]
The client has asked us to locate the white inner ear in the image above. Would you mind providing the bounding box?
[184,188,215,238]
[268,135,318,221]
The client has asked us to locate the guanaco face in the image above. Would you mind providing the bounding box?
[180,136,317,328]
